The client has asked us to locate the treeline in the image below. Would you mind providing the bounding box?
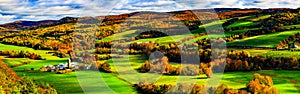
[0,50,44,60]
[98,39,300,71]
[139,56,213,77]
[199,50,300,72]
[225,50,300,71]
[196,50,300,72]
[0,60,57,94]
[134,30,168,40]
[222,18,239,27]
[134,73,278,94]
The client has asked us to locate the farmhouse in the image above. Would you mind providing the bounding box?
[39,58,79,73]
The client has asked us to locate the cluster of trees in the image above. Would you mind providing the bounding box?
[134,30,168,40]
[277,32,300,49]
[95,54,112,60]
[96,24,120,39]
[218,9,260,20]
[92,62,112,73]
[95,47,111,54]
[205,50,300,72]
[0,24,74,58]
[246,73,278,94]
[139,56,213,77]
[139,56,179,75]
[95,41,113,48]
[226,50,300,70]
[134,73,278,94]
[0,60,57,94]
[0,50,44,60]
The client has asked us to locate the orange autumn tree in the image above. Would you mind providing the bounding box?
[0,60,57,94]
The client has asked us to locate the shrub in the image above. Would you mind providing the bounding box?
[98,63,112,73]
[205,68,213,78]
[0,86,4,94]
[180,65,199,76]
[135,81,172,94]
[246,73,278,94]
[140,61,150,73]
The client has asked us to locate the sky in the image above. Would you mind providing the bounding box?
[0,0,300,24]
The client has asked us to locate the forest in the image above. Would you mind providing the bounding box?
[1,8,300,93]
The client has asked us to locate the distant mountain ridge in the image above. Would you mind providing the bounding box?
[0,17,77,31]
[0,8,296,31]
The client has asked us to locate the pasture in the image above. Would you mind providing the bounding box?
[2,42,300,93]
[227,29,300,48]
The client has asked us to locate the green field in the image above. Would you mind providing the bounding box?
[264,50,300,58]
[227,21,255,28]
[227,29,300,48]
[283,24,300,29]
[0,43,137,93]
[99,30,137,41]
[226,15,269,28]
[1,42,300,93]
[191,19,228,34]
[16,71,137,94]
[153,70,299,94]
[245,15,271,22]
[0,43,66,60]
[102,54,300,93]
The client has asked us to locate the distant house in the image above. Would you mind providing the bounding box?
[71,57,83,62]
[58,63,64,70]
[294,41,300,48]
[289,42,299,49]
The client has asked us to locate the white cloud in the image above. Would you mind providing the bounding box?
[0,14,16,21]
[0,14,16,24]
[1,0,300,24]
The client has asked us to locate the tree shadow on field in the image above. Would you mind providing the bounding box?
[192,77,208,79]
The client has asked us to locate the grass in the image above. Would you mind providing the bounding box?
[0,43,65,60]
[16,72,83,93]
[106,55,146,72]
[227,21,255,28]
[264,50,300,58]
[154,71,299,94]
[282,24,300,29]
[2,42,300,93]
[16,71,137,94]
[104,54,299,94]
[2,57,30,67]
[12,59,68,70]
[0,43,68,70]
[191,19,228,34]
[133,34,195,44]
[245,15,271,22]
[226,15,268,28]
[256,70,300,93]
[228,48,272,57]
[227,29,300,48]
